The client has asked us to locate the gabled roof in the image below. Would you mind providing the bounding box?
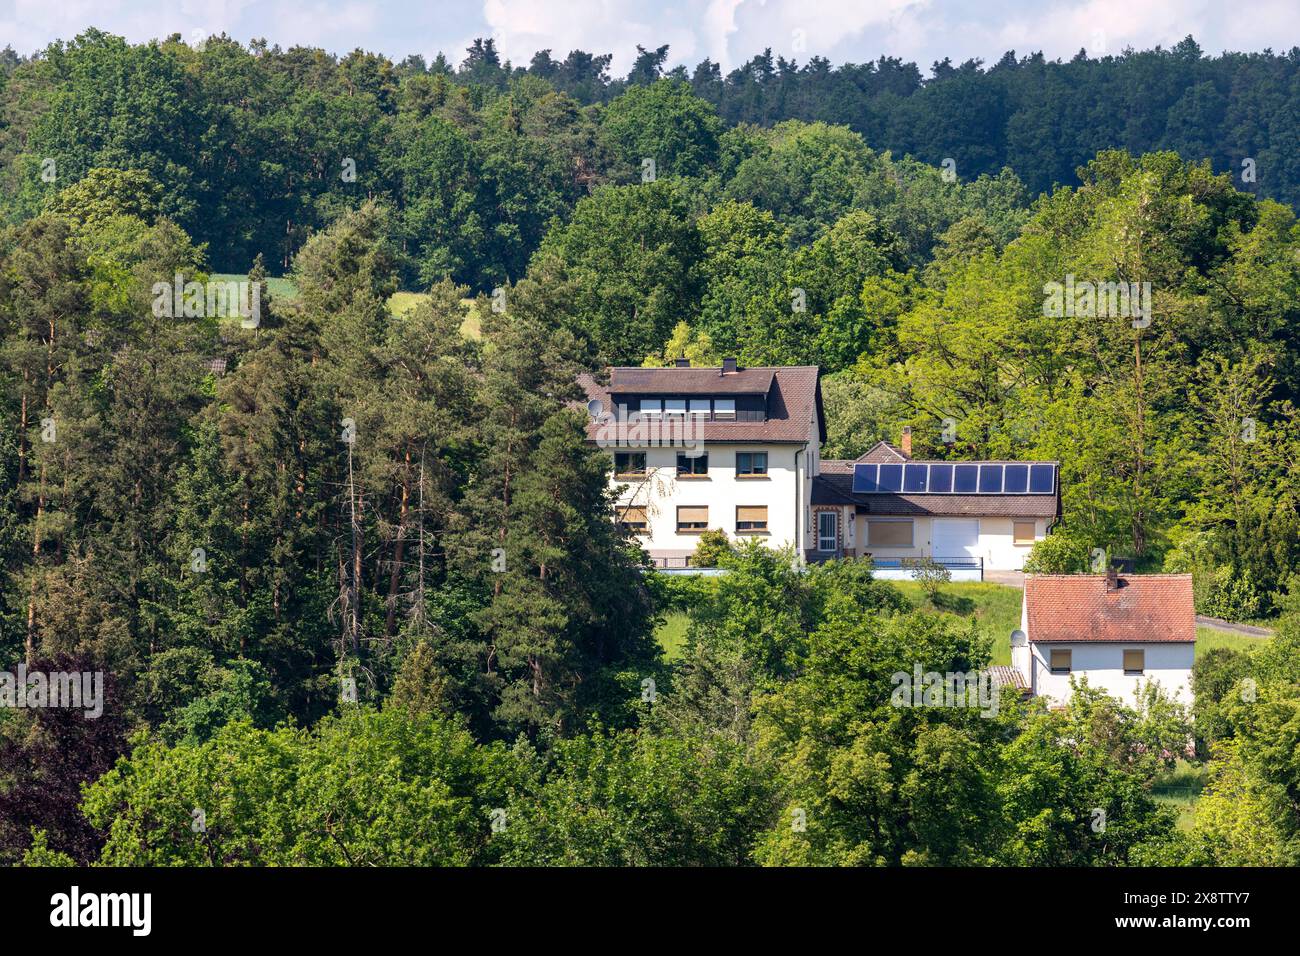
[854,441,910,463]
[1024,574,1195,643]
[579,366,824,444]
[810,472,1060,517]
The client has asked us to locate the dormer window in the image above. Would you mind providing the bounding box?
[638,399,662,418]
[663,398,686,416]
[713,399,736,421]
[688,399,710,417]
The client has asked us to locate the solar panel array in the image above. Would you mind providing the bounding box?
[851,462,1056,495]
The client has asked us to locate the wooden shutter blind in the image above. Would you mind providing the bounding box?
[869,520,912,547]
[620,506,647,525]
[677,506,708,525]
[1123,649,1145,673]
[736,506,768,522]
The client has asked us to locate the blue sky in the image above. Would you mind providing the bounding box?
[3,0,1299,75]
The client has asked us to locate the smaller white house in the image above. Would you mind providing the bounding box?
[1012,571,1196,706]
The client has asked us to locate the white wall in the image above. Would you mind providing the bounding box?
[1028,642,1194,706]
[851,515,1047,571]
[612,444,807,557]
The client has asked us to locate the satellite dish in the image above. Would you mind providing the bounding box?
[1010,629,1027,647]
[586,398,604,419]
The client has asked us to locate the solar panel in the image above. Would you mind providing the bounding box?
[954,464,979,493]
[851,463,879,493]
[849,461,1056,494]
[1003,464,1028,493]
[978,464,1004,493]
[878,463,903,492]
[928,464,952,492]
[1029,463,1055,494]
[903,463,928,492]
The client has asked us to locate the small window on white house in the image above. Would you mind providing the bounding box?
[677,506,709,533]
[1013,521,1037,545]
[1123,649,1145,675]
[618,506,648,532]
[868,519,913,547]
[736,506,768,533]
[1050,649,1072,674]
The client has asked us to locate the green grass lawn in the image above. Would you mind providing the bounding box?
[210,273,299,303]
[892,580,1024,665]
[1153,760,1209,831]
[654,610,691,661]
[1195,626,1272,657]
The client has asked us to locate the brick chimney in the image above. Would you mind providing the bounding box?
[900,426,913,459]
[674,357,690,367]
[721,357,738,375]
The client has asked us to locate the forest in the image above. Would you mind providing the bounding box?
[1,30,1299,866]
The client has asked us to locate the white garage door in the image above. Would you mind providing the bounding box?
[932,519,980,559]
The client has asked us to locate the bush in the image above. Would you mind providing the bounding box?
[1023,531,1092,574]
[692,528,734,567]
[907,556,951,603]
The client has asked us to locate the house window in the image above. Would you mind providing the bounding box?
[689,399,711,417]
[638,399,662,418]
[614,452,646,477]
[677,452,709,477]
[1123,649,1145,675]
[1049,649,1072,674]
[663,398,686,416]
[818,511,838,552]
[737,452,768,476]
[618,506,648,532]
[736,506,768,533]
[713,399,736,421]
[677,506,709,534]
[1013,521,1037,545]
[868,519,913,547]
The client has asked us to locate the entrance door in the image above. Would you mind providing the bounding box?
[817,511,838,553]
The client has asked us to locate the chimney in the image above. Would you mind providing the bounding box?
[900,426,913,458]
[1105,566,1119,591]
[674,357,690,368]
[721,357,738,375]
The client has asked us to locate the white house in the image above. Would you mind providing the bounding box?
[812,431,1060,575]
[580,360,824,567]
[581,360,1061,575]
[1013,571,1196,706]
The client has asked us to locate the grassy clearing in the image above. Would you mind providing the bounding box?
[654,610,691,661]
[891,580,1024,665]
[210,273,299,302]
[212,276,480,338]
[1195,626,1271,657]
[1153,760,1209,831]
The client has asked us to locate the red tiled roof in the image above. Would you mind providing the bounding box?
[855,441,910,463]
[1024,574,1195,643]
[579,366,823,444]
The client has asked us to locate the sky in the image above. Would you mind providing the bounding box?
[3,0,1300,76]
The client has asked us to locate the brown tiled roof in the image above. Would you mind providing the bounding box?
[811,473,1059,517]
[605,366,775,394]
[580,366,824,444]
[1024,574,1195,643]
[856,441,910,463]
